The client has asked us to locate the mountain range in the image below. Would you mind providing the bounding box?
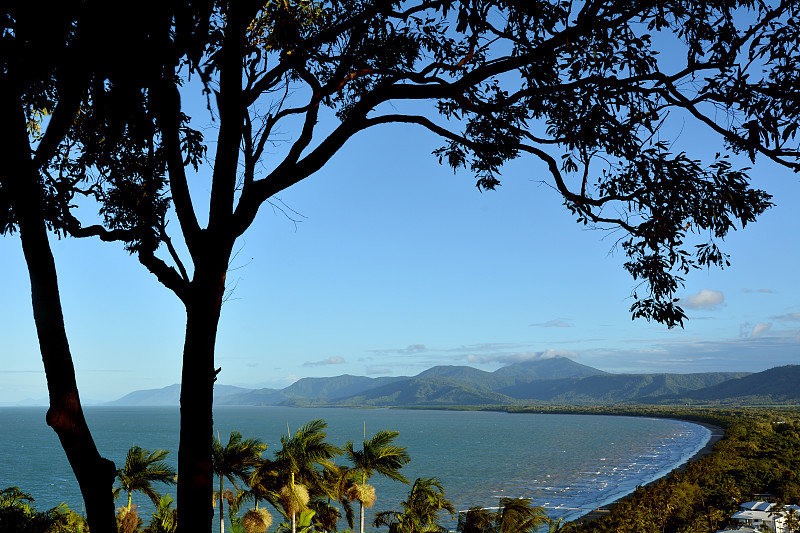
[106,357,800,407]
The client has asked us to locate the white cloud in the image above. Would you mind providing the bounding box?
[369,344,428,355]
[403,344,426,353]
[366,366,392,375]
[444,342,526,354]
[681,289,724,309]
[750,323,772,338]
[264,374,300,387]
[771,311,800,322]
[530,320,571,328]
[303,356,345,367]
[464,349,579,365]
[539,349,574,359]
[581,331,800,374]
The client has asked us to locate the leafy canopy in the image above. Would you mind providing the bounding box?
[9,2,800,334]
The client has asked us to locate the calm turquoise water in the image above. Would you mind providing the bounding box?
[0,407,710,529]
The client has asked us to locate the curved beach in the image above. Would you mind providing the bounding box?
[577,420,724,523]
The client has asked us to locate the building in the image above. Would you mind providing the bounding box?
[716,501,800,533]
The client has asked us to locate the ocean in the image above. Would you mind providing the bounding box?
[0,406,710,529]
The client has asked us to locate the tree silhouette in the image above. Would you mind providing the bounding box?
[5,3,800,533]
[0,4,123,531]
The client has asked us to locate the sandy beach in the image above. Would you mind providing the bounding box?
[577,421,725,523]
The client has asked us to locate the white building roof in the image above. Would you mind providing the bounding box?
[733,510,771,521]
[740,501,775,512]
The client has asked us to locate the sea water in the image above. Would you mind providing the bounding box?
[0,406,710,529]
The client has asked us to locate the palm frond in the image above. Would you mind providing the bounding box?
[346,430,410,484]
[495,498,547,533]
[116,445,177,509]
[457,507,494,533]
[213,431,267,486]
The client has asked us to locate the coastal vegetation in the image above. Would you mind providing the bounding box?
[4,406,799,533]
[456,497,549,533]
[374,477,455,533]
[0,487,87,533]
[548,405,800,533]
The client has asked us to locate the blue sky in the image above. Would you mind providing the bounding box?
[2,86,799,404]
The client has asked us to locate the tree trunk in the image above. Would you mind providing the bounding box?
[0,87,118,533]
[175,255,229,533]
[220,476,225,533]
[360,502,365,533]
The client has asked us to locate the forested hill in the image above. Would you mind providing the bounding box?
[661,365,800,404]
[108,358,799,407]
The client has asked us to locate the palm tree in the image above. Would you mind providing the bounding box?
[495,499,548,533]
[212,431,267,533]
[143,494,179,533]
[276,420,342,487]
[346,430,410,533]
[456,498,547,533]
[456,507,493,533]
[545,516,573,533]
[114,445,177,511]
[275,420,342,533]
[318,464,357,531]
[374,477,455,533]
[248,456,281,508]
[242,507,274,533]
[782,506,800,533]
[0,487,89,533]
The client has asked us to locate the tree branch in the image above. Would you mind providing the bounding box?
[154,78,203,253]
[160,220,191,284]
[137,249,190,303]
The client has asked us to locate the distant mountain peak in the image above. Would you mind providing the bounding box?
[493,356,608,379]
[105,359,794,408]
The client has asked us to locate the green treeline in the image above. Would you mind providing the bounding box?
[3,407,799,533]
[503,403,800,428]
[505,405,800,533]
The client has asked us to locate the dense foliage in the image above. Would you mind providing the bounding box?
[0,487,87,533]
[7,1,799,326]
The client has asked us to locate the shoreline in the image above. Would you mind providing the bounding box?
[576,420,725,523]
